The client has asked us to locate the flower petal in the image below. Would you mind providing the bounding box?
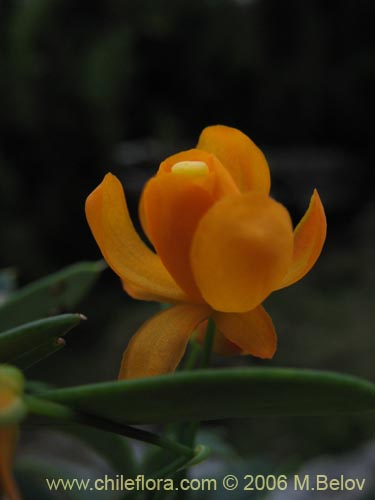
[141,175,213,302]
[118,304,211,379]
[213,306,276,359]
[191,192,294,313]
[85,173,188,303]
[197,125,271,193]
[0,426,21,500]
[277,189,327,289]
[141,152,238,302]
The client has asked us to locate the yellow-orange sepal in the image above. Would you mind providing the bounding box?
[85,173,188,303]
[197,125,271,193]
[118,304,210,380]
[213,306,276,359]
[277,189,327,289]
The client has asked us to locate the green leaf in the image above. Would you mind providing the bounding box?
[34,368,375,424]
[9,337,66,371]
[0,314,85,364]
[0,261,105,331]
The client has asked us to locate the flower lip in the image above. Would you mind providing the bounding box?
[140,149,240,301]
[171,160,209,178]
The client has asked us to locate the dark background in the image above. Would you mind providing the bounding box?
[0,0,373,493]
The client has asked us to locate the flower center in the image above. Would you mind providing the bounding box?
[171,160,209,178]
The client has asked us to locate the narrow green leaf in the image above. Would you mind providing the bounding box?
[0,314,84,363]
[25,395,195,459]
[10,337,66,371]
[35,368,375,424]
[0,261,105,331]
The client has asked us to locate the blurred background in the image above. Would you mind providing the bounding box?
[0,0,374,498]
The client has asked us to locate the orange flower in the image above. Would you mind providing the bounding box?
[0,366,25,500]
[86,125,326,380]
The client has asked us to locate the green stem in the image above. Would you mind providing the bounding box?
[200,317,216,368]
[151,455,192,479]
[182,340,201,371]
[152,444,210,480]
[25,395,195,459]
[180,318,216,448]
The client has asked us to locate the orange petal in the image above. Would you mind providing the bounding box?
[197,125,271,193]
[141,153,238,302]
[141,174,213,301]
[277,189,327,289]
[118,304,211,379]
[213,306,276,359]
[191,192,294,312]
[156,148,238,198]
[85,173,188,303]
[0,426,21,500]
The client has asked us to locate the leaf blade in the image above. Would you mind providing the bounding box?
[0,261,105,331]
[0,314,84,363]
[35,368,375,424]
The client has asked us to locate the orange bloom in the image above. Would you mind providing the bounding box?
[86,125,326,380]
[0,366,25,500]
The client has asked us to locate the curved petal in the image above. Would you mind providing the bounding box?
[0,426,21,500]
[118,304,211,379]
[277,189,327,289]
[85,173,188,303]
[141,153,238,302]
[191,192,294,313]
[141,174,213,301]
[197,125,271,193]
[213,305,276,359]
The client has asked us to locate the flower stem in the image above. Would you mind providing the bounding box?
[178,318,216,448]
[150,454,192,479]
[182,339,201,370]
[200,317,216,368]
